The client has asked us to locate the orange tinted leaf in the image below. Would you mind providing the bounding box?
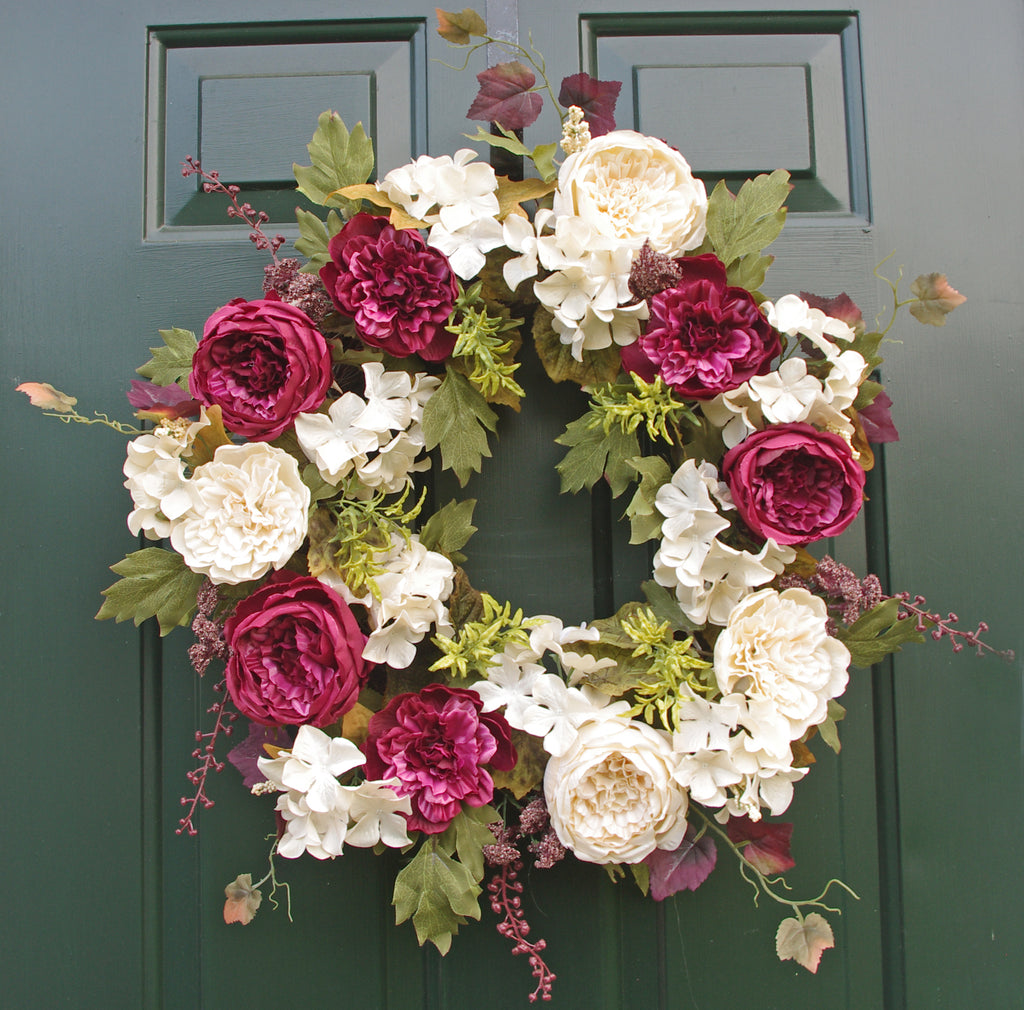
[223,873,262,925]
[436,7,487,44]
[775,912,835,973]
[16,381,77,412]
[909,272,966,326]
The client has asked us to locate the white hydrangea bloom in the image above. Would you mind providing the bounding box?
[520,674,631,757]
[169,442,309,584]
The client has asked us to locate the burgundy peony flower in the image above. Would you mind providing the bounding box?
[224,572,370,727]
[364,683,516,834]
[319,213,459,360]
[190,292,331,440]
[722,422,866,546]
[622,254,781,399]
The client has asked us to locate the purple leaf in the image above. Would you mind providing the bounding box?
[466,61,544,131]
[227,721,293,787]
[726,816,795,876]
[127,379,201,419]
[800,290,864,330]
[858,389,900,444]
[644,825,717,900]
[558,73,622,137]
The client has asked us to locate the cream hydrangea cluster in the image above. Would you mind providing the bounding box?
[294,363,438,494]
[257,725,411,860]
[702,295,869,447]
[652,459,796,625]
[377,150,504,279]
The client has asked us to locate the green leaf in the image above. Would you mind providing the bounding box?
[96,548,205,636]
[630,862,650,896]
[853,377,883,411]
[817,699,846,754]
[393,839,482,955]
[641,580,696,633]
[464,125,532,159]
[293,111,375,216]
[136,327,198,390]
[836,597,928,667]
[705,170,791,267]
[532,308,623,385]
[418,499,478,564]
[422,367,499,486]
[555,412,640,498]
[623,455,671,544]
[438,806,499,883]
[294,207,344,273]
[842,329,885,371]
[726,252,775,293]
[531,142,558,183]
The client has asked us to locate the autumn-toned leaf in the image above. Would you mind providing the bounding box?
[558,73,622,137]
[436,7,487,44]
[644,825,717,900]
[181,405,231,468]
[495,175,557,221]
[857,389,900,444]
[490,729,547,798]
[776,912,835,973]
[126,379,200,420]
[332,183,430,230]
[800,291,864,331]
[726,816,795,876]
[227,723,293,787]
[532,307,623,385]
[16,381,78,412]
[908,273,966,326]
[467,61,543,131]
[224,873,262,925]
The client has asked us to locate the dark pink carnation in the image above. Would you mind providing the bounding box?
[190,292,331,440]
[224,572,370,728]
[364,683,515,834]
[319,213,459,361]
[722,422,866,546]
[622,254,780,399]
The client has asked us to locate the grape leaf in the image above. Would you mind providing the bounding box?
[908,272,966,326]
[96,547,204,636]
[776,912,834,973]
[558,73,621,137]
[705,170,791,267]
[644,826,717,900]
[436,7,487,44]
[136,327,198,390]
[223,874,262,925]
[555,411,640,498]
[418,498,478,564]
[422,366,498,486]
[467,61,543,131]
[393,839,482,954]
[293,111,374,217]
[726,816,795,875]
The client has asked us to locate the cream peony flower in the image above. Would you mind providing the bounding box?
[553,130,707,256]
[714,588,850,739]
[544,717,688,864]
[170,442,310,584]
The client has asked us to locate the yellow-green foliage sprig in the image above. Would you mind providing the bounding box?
[588,375,697,443]
[622,607,716,732]
[430,592,533,679]
[446,281,525,399]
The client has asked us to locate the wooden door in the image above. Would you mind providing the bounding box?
[3,1,1021,1007]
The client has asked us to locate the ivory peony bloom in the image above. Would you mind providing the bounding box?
[544,718,688,864]
[713,588,850,739]
[170,442,310,584]
[554,131,707,256]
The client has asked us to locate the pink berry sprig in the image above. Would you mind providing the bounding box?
[177,678,238,837]
[181,156,286,261]
[486,860,556,1003]
[894,592,1015,661]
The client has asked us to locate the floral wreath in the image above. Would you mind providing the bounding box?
[18,10,1010,1003]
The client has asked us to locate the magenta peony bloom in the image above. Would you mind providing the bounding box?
[722,422,866,546]
[364,683,516,834]
[224,572,370,727]
[319,213,459,361]
[191,292,331,440]
[622,254,780,399]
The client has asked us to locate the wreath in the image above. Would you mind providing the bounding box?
[18,9,1009,1002]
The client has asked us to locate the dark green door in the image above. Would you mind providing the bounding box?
[3,2,1021,1007]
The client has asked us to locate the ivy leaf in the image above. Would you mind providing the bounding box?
[705,170,791,267]
[644,825,717,900]
[136,327,198,390]
[223,874,262,925]
[555,411,640,498]
[96,547,205,636]
[16,381,78,412]
[393,839,482,955]
[438,805,499,882]
[726,816,796,876]
[466,61,543,131]
[557,73,622,137]
[293,111,375,217]
[422,366,498,486]
[836,597,928,667]
[775,912,835,973]
[532,307,623,384]
[418,498,478,564]
[908,272,967,326]
[436,7,487,44]
[294,207,344,273]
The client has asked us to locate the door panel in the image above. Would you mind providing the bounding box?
[3,1,1021,1007]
